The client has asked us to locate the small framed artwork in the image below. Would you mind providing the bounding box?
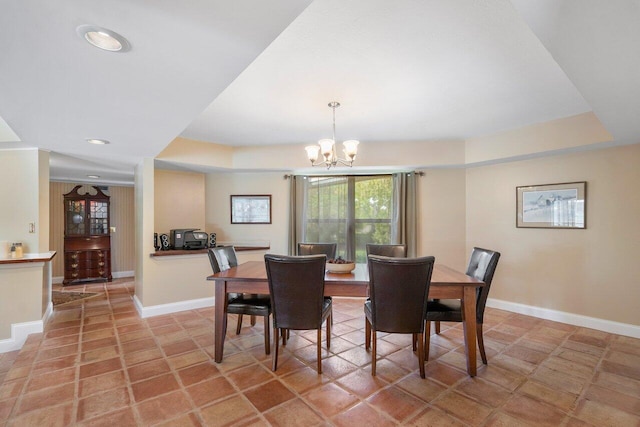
[230,195,272,224]
[516,182,586,229]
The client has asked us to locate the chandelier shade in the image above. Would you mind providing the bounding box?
[305,102,359,169]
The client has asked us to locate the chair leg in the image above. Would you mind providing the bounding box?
[435,321,441,334]
[250,315,256,326]
[282,328,287,346]
[272,326,279,371]
[417,331,425,378]
[424,320,431,361]
[315,328,322,374]
[371,330,377,376]
[365,318,371,350]
[326,312,331,349]
[264,315,270,355]
[236,314,243,335]
[477,323,487,364]
[412,333,417,351]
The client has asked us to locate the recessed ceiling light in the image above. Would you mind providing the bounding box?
[76,25,130,52]
[87,175,100,179]
[86,138,110,145]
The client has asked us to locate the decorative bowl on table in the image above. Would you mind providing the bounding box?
[326,257,356,274]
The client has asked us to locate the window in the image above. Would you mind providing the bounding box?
[300,175,394,262]
[290,172,418,261]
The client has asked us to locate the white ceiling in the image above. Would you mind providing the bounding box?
[1,0,638,185]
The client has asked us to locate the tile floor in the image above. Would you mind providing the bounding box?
[1,278,639,426]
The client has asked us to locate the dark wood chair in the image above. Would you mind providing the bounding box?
[424,247,501,364]
[365,255,434,378]
[297,242,337,259]
[366,243,407,258]
[366,243,415,346]
[297,242,337,332]
[264,254,332,373]
[208,246,272,354]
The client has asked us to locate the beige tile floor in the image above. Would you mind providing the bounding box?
[1,278,639,426]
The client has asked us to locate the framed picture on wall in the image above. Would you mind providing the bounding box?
[230,195,272,224]
[516,182,586,229]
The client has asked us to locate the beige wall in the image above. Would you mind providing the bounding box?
[49,182,135,278]
[465,112,613,164]
[157,137,234,169]
[134,159,153,303]
[0,264,44,340]
[232,140,467,170]
[417,168,467,271]
[0,149,42,253]
[154,169,205,234]
[136,165,213,309]
[0,149,51,345]
[466,143,640,326]
[205,172,289,257]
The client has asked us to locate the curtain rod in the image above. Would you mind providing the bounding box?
[284,171,424,179]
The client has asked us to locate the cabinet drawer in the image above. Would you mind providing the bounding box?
[65,250,109,261]
[66,268,109,280]
[65,258,108,271]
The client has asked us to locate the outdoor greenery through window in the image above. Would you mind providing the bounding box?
[303,175,393,262]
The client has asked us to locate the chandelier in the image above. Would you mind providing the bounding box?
[305,101,359,169]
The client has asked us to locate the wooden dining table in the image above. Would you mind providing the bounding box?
[207,261,484,376]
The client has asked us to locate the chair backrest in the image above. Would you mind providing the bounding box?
[297,243,337,259]
[367,255,435,334]
[366,243,407,258]
[466,247,501,322]
[264,254,327,330]
[208,246,239,274]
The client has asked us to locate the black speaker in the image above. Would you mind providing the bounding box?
[160,233,170,250]
[154,233,160,251]
[209,233,217,248]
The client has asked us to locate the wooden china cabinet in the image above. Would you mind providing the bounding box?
[63,185,112,285]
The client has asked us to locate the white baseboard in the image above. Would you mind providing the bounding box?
[53,271,135,285]
[0,319,44,353]
[133,295,215,318]
[113,271,134,279]
[487,298,640,339]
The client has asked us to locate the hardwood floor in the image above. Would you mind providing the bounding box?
[1,278,639,426]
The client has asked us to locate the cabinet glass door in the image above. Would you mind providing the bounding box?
[66,200,86,235]
[89,201,109,234]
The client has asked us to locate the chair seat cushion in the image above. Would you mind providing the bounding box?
[227,294,271,316]
[426,299,462,322]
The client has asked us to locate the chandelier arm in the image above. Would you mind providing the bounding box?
[336,158,354,167]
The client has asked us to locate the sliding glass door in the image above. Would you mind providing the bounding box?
[301,175,393,262]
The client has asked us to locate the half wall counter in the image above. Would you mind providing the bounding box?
[139,244,270,318]
[0,251,56,353]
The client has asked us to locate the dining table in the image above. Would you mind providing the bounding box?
[207,261,484,376]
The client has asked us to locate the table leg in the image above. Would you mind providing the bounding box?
[214,280,227,363]
[461,286,477,376]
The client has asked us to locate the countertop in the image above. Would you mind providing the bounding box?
[0,251,57,265]
[150,246,270,257]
